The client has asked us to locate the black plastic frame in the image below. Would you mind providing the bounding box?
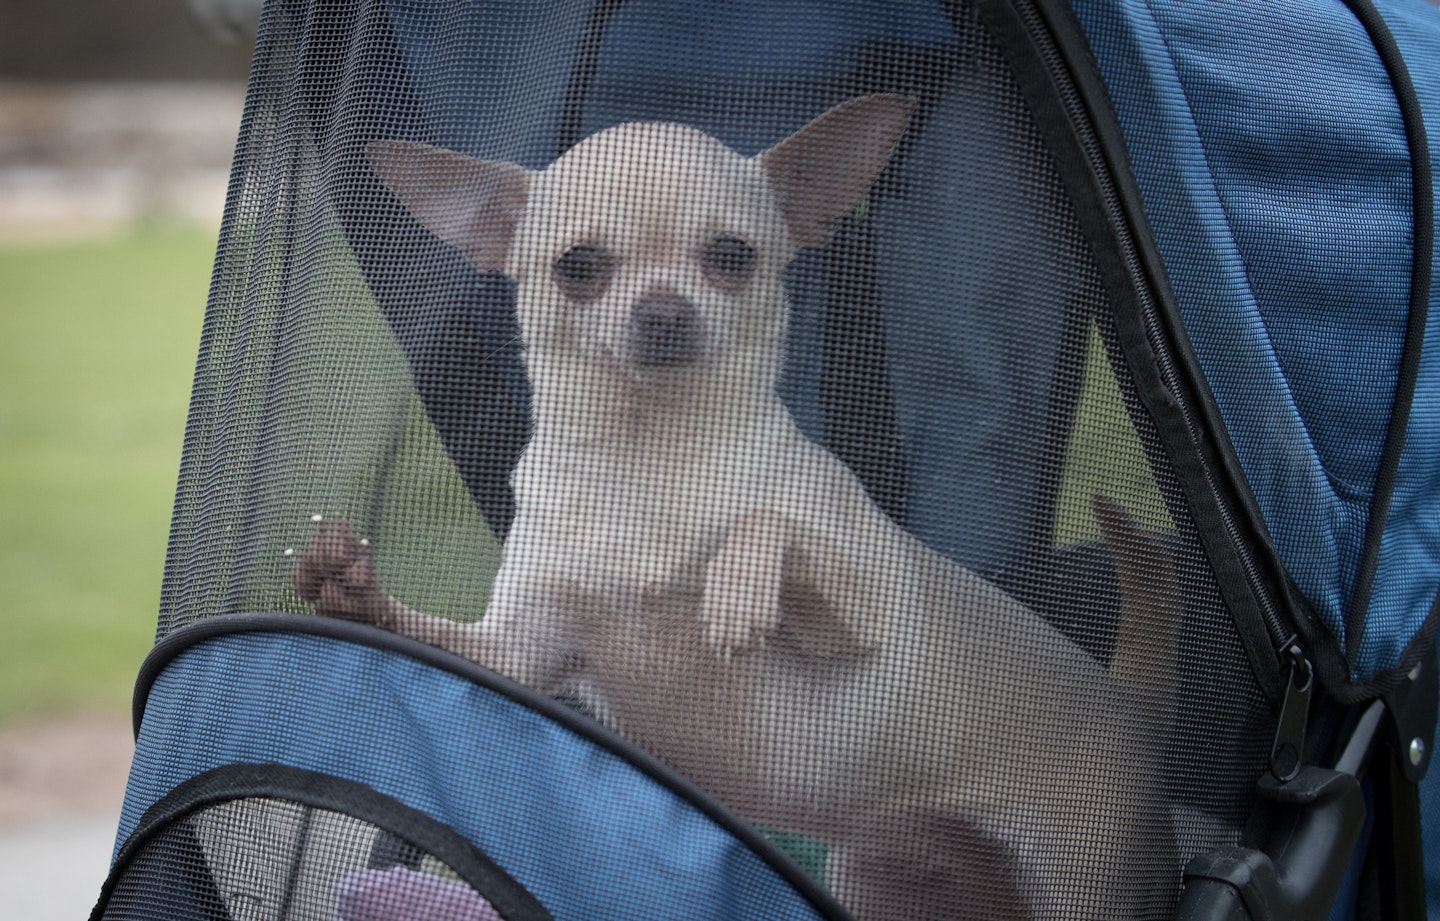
[132,612,855,921]
[91,761,553,921]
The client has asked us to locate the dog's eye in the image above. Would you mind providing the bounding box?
[553,245,615,301]
[700,236,756,290]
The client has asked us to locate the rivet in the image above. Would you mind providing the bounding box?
[1409,738,1425,766]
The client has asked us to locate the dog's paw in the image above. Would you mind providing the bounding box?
[700,510,789,660]
[290,515,395,628]
[701,590,781,660]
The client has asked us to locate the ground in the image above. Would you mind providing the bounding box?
[0,82,235,917]
[0,713,133,919]
[0,713,132,828]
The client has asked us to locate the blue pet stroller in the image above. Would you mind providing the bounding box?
[90,1,1440,919]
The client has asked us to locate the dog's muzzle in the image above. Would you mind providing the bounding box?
[629,292,703,368]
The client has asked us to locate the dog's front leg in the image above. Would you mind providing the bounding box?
[701,509,876,661]
[292,515,492,658]
[292,515,417,631]
[467,561,582,691]
[292,516,573,692]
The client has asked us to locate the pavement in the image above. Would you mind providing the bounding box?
[0,81,241,239]
[0,813,121,920]
[0,80,241,917]
[0,714,135,920]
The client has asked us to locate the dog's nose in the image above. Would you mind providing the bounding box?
[630,293,703,368]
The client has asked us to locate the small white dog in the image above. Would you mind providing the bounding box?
[296,95,1178,919]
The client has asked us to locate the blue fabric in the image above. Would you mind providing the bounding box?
[1371,0,1440,678]
[116,631,831,921]
[1071,0,1440,677]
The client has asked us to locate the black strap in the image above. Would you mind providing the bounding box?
[821,219,909,524]
[1337,0,1435,669]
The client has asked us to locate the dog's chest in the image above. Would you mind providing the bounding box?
[516,443,763,594]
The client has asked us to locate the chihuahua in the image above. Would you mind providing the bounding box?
[295,95,1178,919]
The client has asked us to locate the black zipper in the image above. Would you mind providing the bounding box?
[967,0,1305,692]
[1131,277,1296,657]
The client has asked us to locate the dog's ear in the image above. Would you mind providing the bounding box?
[366,140,532,271]
[758,94,914,248]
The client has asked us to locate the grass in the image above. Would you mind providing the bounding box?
[0,223,214,725]
[0,216,1164,730]
[0,219,503,725]
[1054,325,1172,547]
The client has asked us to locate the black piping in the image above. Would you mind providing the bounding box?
[1009,0,1440,701]
[1337,0,1434,670]
[556,0,626,156]
[961,0,1300,698]
[91,762,553,921]
[133,613,854,921]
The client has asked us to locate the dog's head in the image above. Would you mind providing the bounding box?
[369,94,912,392]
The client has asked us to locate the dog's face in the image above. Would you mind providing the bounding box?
[510,123,790,377]
[369,94,912,389]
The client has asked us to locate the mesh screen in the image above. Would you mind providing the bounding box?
[155,1,1275,917]
[100,795,539,921]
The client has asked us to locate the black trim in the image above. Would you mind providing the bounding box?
[133,613,855,921]
[1337,0,1435,671]
[556,0,626,156]
[91,762,552,921]
[821,219,908,524]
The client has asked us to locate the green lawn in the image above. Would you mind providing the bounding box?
[0,219,1164,728]
[0,224,214,724]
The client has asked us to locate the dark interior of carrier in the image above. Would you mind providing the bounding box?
[95,1,1327,919]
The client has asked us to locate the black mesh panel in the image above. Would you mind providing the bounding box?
[96,764,551,921]
[149,1,1278,918]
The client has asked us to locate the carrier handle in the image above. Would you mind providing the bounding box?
[1172,654,1436,920]
[1173,766,1365,921]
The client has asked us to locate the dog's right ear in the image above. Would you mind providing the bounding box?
[366,140,532,271]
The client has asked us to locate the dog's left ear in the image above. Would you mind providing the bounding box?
[758,94,914,248]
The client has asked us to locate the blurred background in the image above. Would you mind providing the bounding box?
[0,0,256,915]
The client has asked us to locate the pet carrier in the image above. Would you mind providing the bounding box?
[91,1,1439,919]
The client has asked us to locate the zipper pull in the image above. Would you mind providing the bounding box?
[1270,644,1314,782]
